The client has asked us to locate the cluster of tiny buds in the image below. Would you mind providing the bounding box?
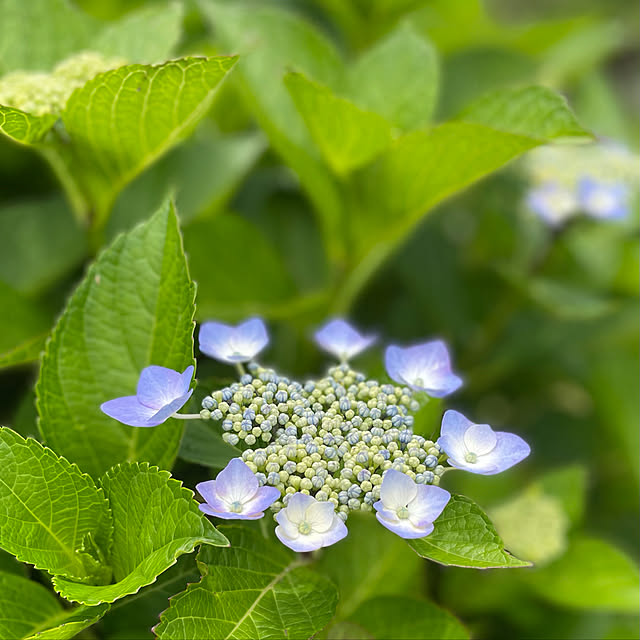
[200,363,447,521]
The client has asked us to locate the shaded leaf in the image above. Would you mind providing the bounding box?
[37,201,196,479]
[178,420,239,469]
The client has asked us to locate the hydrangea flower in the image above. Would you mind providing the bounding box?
[437,410,530,475]
[578,177,629,220]
[199,317,269,364]
[196,459,279,520]
[525,181,578,226]
[275,492,348,551]
[373,469,450,539]
[385,340,462,397]
[314,318,377,362]
[101,365,194,427]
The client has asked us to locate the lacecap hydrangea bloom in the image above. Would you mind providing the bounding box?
[314,318,377,362]
[104,319,531,550]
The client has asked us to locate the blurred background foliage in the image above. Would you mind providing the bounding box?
[0,0,638,639]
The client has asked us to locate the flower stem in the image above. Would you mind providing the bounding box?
[235,362,246,377]
[171,413,203,420]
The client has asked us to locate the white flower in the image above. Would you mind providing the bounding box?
[275,493,347,552]
[198,317,268,364]
[314,318,376,361]
[374,469,450,539]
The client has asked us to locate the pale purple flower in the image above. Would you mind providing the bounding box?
[275,493,347,552]
[373,469,450,539]
[437,410,530,475]
[578,177,629,220]
[100,365,194,427]
[196,459,279,520]
[314,318,377,361]
[199,317,268,364]
[526,181,578,226]
[385,340,462,397]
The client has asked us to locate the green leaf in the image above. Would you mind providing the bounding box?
[347,595,469,640]
[285,72,392,176]
[37,200,196,479]
[0,427,112,582]
[536,465,588,526]
[184,214,296,321]
[93,3,184,64]
[350,86,591,261]
[347,24,439,130]
[409,494,531,568]
[59,56,237,226]
[524,537,640,613]
[154,524,339,639]
[0,196,87,296]
[0,281,51,369]
[53,463,228,605]
[0,107,56,144]
[202,0,346,264]
[316,511,422,619]
[0,570,110,640]
[0,0,96,73]
[178,420,239,469]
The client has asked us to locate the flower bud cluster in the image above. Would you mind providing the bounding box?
[200,363,447,521]
[0,51,126,116]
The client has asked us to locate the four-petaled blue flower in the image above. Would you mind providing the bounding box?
[373,469,450,539]
[385,340,462,397]
[275,492,348,551]
[101,365,194,427]
[196,459,280,520]
[437,410,530,475]
[199,317,269,364]
[525,181,578,226]
[314,318,377,362]
[578,177,629,220]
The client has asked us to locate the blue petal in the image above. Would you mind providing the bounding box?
[199,504,265,520]
[101,396,159,427]
[136,365,193,409]
[242,485,280,515]
[384,345,406,385]
[145,390,193,426]
[215,458,259,503]
[578,177,629,220]
[375,511,434,539]
[314,318,376,361]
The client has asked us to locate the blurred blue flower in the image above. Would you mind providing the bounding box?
[100,365,194,427]
[275,492,347,551]
[525,181,578,226]
[314,318,377,361]
[437,410,530,475]
[373,469,450,539]
[196,458,279,520]
[385,340,462,397]
[578,177,629,220]
[199,317,268,364]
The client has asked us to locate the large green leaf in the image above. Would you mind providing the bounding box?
[37,201,196,479]
[350,86,590,260]
[0,571,109,640]
[409,494,531,568]
[59,56,237,227]
[347,23,439,131]
[0,281,51,369]
[316,511,421,619]
[0,196,87,296]
[524,537,639,613]
[346,596,469,640]
[285,72,392,176]
[178,420,239,469]
[154,525,339,639]
[54,463,228,605]
[0,428,112,582]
